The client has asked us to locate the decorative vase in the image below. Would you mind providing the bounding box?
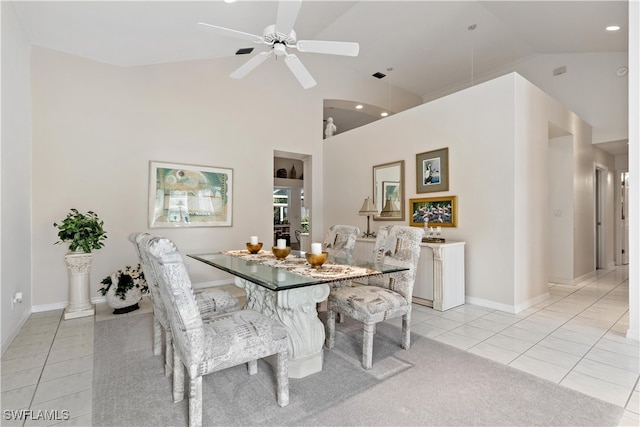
[63,252,95,320]
[105,272,143,314]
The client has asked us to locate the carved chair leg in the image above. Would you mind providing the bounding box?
[362,322,375,370]
[153,317,162,357]
[172,347,185,402]
[325,308,336,349]
[165,331,173,377]
[188,376,202,427]
[401,312,411,350]
[276,350,290,407]
[247,359,258,375]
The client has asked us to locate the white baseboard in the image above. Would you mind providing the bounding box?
[1,309,32,356]
[464,296,518,314]
[32,301,68,313]
[626,328,640,343]
[466,291,550,315]
[550,270,598,286]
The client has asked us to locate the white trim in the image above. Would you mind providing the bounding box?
[466,291,550,315]
[1,309,31,356]
[550,269,597,286]
[32,301,68,313]
[464,296,517,314]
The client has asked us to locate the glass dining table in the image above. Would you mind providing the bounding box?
[188,249,408,378]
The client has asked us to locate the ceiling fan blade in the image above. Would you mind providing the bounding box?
[275,0,302,36]
[284,54,316,89]
[196,22,264,44]
[230,51,272,79]
[295,40,360,57]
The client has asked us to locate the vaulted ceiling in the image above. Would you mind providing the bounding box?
[12,1,629,153]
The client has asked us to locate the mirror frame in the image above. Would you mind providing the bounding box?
[372,160,405,221]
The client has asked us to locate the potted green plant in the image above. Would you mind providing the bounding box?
[53,208,107,320]
[99,264,148,314]
[53,208,107,253]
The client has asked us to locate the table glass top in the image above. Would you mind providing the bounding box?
[187,250,408,291]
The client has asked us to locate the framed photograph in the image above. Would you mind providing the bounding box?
[409,196,458,227]
[149,161,233,228]
[416,147,449,193]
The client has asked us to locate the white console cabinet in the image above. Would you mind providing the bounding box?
[354,238,466,311]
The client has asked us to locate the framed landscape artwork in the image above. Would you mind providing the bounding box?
[409,196,458,227]
[416,147,449,193]
[149,161,233,228]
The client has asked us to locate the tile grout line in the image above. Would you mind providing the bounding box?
[21,310,64,427]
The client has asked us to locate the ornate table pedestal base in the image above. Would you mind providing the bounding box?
[63,252,95,320]
[234,277,330,378]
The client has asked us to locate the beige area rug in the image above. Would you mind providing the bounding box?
[93,312,623,426]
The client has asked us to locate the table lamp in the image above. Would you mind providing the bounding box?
[379,199,400,217]
[358,197,378,237]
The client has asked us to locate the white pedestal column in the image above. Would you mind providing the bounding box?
[235,277,330,378]
[63,252,95,320]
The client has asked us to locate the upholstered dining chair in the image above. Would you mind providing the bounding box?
[129,233,240,376]
[325,225,424,370]
[144,236,289,427]
[322,224,360,260]
[318,224,360,318]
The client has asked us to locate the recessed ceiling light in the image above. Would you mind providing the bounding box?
[355,104,363,110]
[380,112,389,117]
[606,25,620,31]
[224,0,237,3]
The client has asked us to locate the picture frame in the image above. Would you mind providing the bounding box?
[149,161,233,228]
[382,181,400,207]
[409,196,458,227]
[416,147,449,193]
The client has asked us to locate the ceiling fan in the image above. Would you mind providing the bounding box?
[197,0,359,89]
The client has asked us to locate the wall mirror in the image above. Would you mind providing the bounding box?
[373,160,405,221]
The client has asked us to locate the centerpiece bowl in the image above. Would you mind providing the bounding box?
[246,242,263,254]
[272,246,291,260]
[305,251,328,269]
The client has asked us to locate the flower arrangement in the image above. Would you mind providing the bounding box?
[99,264,148,300]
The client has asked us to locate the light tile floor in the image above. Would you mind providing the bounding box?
[1,266,638,426]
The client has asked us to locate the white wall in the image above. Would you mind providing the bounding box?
[1,2,33,353]
[425,52,629,146]
[324,73,594,313]
[26,46,420,313]
[627,0,638,342]
[548,135,574,283]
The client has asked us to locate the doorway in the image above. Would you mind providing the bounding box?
[595,165,607,269]
[619,171,630,265]
[274,151,311,251]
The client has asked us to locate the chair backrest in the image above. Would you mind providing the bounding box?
[368,225,424,302]
[129,233,171,323]
[144,236,205,369]
[322,224,360,259]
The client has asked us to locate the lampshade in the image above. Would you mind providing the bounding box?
[358,197,378,216]
[379,199,400,217]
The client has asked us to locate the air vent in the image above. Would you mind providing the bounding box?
[372,72,386,79]
[236,48,254,55]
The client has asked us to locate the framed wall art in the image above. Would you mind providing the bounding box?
[409,196,458,227]
[149,161,233,228]
[416,147,449,193]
